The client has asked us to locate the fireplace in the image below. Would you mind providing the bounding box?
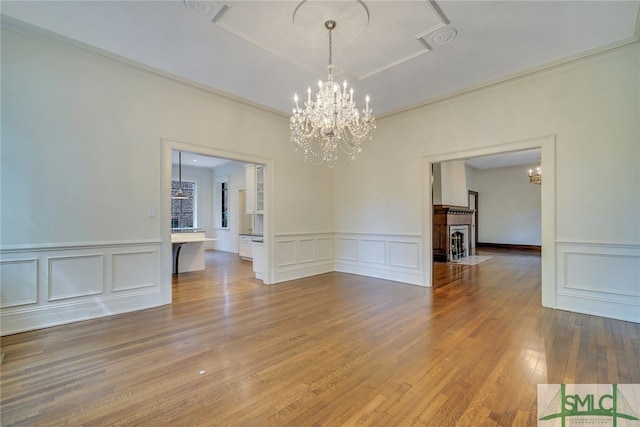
[433,205,475,262]
[450,226,467,261]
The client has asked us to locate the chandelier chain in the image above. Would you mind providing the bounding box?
[328,26,332,68]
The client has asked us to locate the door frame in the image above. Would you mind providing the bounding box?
[468,190,478,253]
[161,138,274,304]
[422,134,556,309]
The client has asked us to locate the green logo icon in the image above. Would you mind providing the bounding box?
[539,384,639,426]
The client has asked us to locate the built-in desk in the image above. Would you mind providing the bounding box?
[171,231,216,274]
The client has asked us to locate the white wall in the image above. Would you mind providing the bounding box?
[472,165,541,246]
[333,44,640,322]
[1,21,638,332]
[0,24,333,334]
[439,160,468,206]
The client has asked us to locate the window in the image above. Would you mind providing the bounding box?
[215,176,230,229]
[171,180,196,228]
[221,181,229,228]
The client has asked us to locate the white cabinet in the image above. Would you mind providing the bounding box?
[252,241,264,280]
[245,164,264,214]
[239,235,253,260]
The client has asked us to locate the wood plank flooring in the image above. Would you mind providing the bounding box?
[1,250,639,426]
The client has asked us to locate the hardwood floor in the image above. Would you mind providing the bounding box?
[1,250,639,426]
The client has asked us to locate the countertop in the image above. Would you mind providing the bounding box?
[239,233,263,237]
[172,228,206,233]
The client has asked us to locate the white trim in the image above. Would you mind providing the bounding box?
[162,138,274,293]
[274,232,334,237]
[555,240,640,249]
[556,293,640,324]
[334,233,424,286]
[555,241,639,322]
[1,242,162,335]
[380,38,640,119]
[1,239,162,253]
[1,288,162,336]
[272,233,335,283]
[0,15,289,119]
[422,135,556,308]
[3,15,637,121]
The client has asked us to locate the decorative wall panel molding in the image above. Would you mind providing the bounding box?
[48,254,104,301]
[0,241,162,335]
[335,237,358,262]
[273,233,334,283]
[389,241,421,269]
[316,238,333,261]
[556,241,640,323]
[361,239,386,265]
[275,240,297,267]
[297,239,316,264]
[335,233,423,286]
[0,258,38,308]
[112,250,157,291]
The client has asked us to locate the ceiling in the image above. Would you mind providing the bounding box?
[172,151,233,168]
[3,0,639,118]
[464,148,540,170]
[3,1,637,170]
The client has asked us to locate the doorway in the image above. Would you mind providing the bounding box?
[422,135,556,309]
[161,138,273,304]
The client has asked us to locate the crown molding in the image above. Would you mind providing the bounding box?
[379,33,640,120]
[0,14,290,119]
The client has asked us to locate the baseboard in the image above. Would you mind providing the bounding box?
[556,292,640,323]
[335,261,425,287]
[273,262,334,284]
[477,242,541,252]
[1,289,165,335]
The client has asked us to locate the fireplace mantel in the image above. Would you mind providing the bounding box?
[433,205,475,218]
[433,205,475,262]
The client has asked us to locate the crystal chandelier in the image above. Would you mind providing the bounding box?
[528,162,542,185]
[290,20,375,169]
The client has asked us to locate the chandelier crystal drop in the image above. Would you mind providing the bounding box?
[290,20,375,169]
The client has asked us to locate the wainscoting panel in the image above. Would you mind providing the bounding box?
[388,241,420,269]
[297,239,316,264]
[317,238,333,261]
[0,258,38,308]
[556,241,640,323]
[275,240,296,267]
[273,233,334,283]
[361,239,386,265]
[49,254,104,301]
[0,241,163,335]
[335,233,424,286]
[112,250,157,291]
[335,237,359,262]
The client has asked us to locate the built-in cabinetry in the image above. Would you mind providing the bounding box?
[245,164,264,214]
[239,235,253,260]
[252,241,264,280]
